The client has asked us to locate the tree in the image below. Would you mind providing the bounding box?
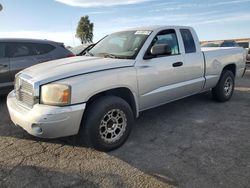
[76,16,94,44]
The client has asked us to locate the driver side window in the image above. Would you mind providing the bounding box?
[149,29,180,56]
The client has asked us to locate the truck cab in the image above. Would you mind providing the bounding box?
[134,26,205,110]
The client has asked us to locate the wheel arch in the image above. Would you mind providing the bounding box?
[85,87,139,118]
[222,63,236,76]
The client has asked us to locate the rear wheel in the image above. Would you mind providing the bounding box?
[212,70,235,102]
[78,96,134,151]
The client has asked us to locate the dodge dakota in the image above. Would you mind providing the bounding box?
[7,26,246,151]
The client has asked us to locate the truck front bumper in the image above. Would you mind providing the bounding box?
[7,91,86,138]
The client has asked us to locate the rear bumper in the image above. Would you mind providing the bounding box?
[7,90,86,138]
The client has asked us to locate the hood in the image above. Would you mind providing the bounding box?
[20,56,135,84]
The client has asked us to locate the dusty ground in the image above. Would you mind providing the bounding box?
[0,66,249,188]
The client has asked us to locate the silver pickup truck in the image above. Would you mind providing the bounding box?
[7,26,246,151]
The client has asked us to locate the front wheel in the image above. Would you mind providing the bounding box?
[212,70,235,102]
[78,96,134,151]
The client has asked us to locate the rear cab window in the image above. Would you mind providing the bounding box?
[180,29,196,53]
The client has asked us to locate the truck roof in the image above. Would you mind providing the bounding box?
[120,25,193,32]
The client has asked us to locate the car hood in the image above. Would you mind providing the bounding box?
[20,56,135,84]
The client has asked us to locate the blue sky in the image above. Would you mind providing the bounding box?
[0,0,250,46]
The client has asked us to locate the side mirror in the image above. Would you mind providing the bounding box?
[150,44,172,56]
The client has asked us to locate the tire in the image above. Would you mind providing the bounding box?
[78,96,134,151]
[212,70,235,102]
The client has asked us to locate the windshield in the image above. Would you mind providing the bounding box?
[89,30,151,59]
[71,44,90,55]
[201,42,220,47]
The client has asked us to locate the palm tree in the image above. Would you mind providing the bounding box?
[76,16,94,44]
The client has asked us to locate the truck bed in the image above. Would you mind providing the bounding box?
[201,47,246,90]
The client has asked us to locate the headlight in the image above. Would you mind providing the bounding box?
[41,84,71,106]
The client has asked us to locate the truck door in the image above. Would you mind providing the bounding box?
[0,43,11,89]
[136,28,205,111]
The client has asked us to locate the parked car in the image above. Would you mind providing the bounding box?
[201,40,240,47]
[0,38,74,94]
[7,26,246,151]
[70,44,95,56]
[237,41,250,63]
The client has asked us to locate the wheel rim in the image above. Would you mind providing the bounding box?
[224,77,233,96]
[99,109,127,143]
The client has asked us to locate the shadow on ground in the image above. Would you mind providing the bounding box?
[0,165,98,188]
[111,85,250,187]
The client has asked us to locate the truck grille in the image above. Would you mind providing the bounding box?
[15,76,34,108]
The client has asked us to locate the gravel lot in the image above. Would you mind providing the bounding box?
[0,66,249,188]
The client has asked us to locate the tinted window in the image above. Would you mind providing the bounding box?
[180,29,196,53]
[221,42,239,47]
[150,29,180,55]
[237,42,249,48]
[33,43,55,55]
[221,42,231,47]
[0,43,5,58]
[6,42,56,58]
[234,42,239,47]
[6,43,35,58]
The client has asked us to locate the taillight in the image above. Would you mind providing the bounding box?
[67,54,75,57]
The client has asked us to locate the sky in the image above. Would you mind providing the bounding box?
[0,0,250,47]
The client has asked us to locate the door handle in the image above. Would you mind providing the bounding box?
[172,62,183,67]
